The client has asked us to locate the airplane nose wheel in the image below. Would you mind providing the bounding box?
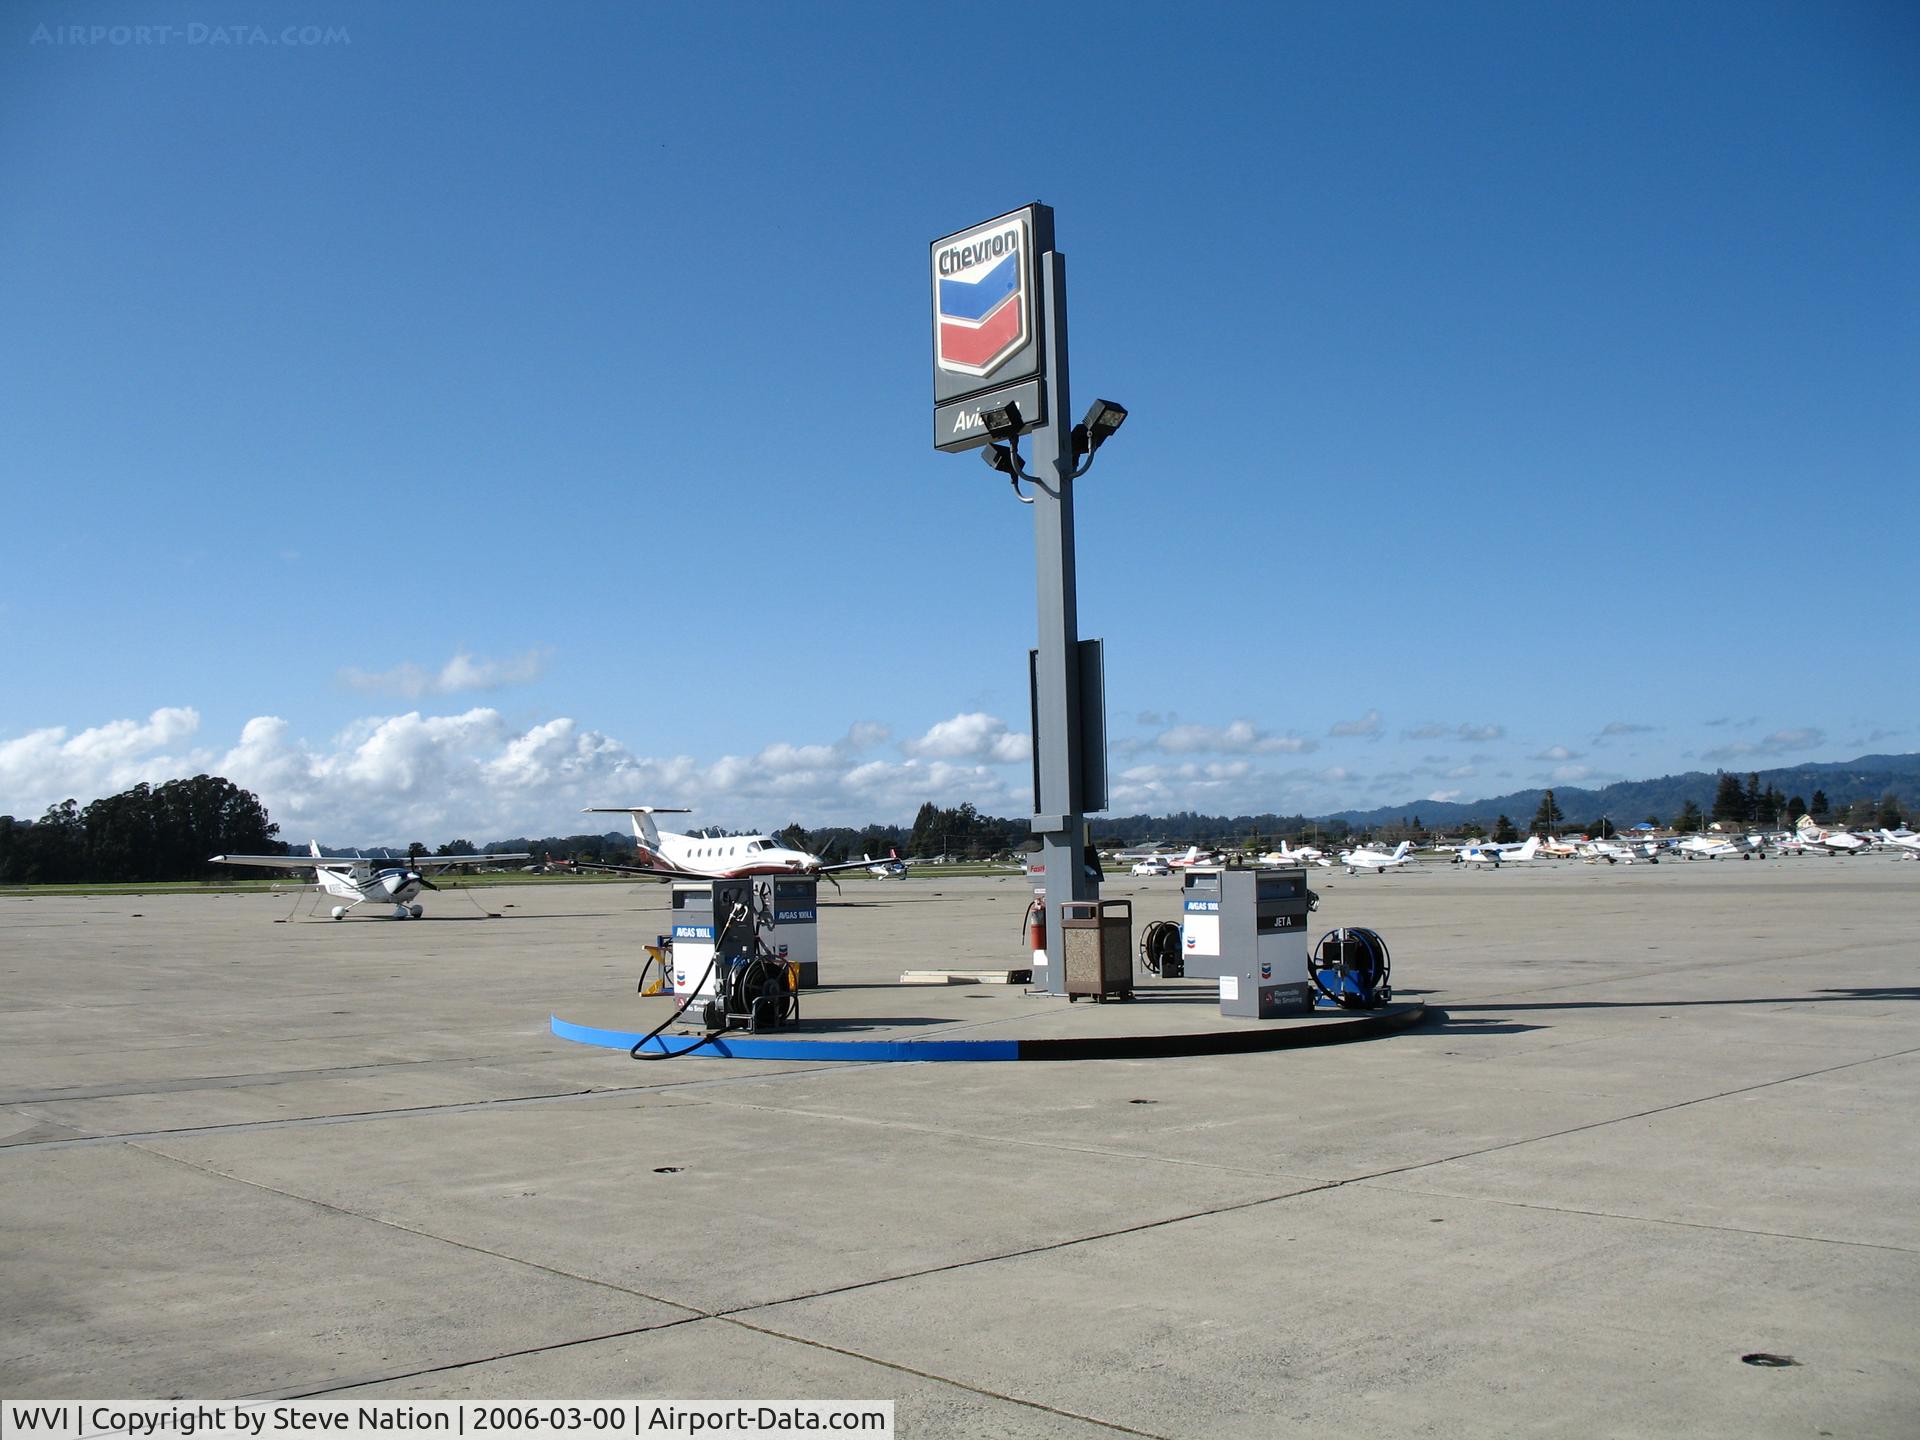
[330,906,347,920]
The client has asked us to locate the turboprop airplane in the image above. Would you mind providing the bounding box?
[208,841,530,919]
[566,808,890,883]
[1339,840,1414,875]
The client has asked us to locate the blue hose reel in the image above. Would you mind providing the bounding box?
[1310,927,1393,1009]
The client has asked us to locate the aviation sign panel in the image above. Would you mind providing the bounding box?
[931,204,1052,450]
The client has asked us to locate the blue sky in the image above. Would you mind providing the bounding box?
[2,0,1914,842]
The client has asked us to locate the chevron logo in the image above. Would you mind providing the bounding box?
[934,218,1030,378]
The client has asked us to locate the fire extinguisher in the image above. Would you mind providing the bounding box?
[1023,895,1046,955]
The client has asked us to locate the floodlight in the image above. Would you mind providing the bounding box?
[981,442,1016,474]
[1080,399,1127,452]
[980,401,1025,440]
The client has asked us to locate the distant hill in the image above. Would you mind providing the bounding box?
[1326,753,1920,831]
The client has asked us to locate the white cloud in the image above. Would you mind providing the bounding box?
[1595,721,1654,742]
[902,712,1030,764]
[340,648,549,699]
[1531,745,1582,762]
[1426,789,1463,803]
[0,703,1017,843]
[1154,720,1317,755]
[0,708,209,815]
[1328,709,1383,739]
[1699,727,1825,764]
[1403,720,1504,743]
[1550,764,1596,783]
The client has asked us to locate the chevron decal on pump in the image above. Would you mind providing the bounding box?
[933,216,1030,378]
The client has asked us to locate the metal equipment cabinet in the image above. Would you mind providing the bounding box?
[1061,898,1133,1001]
[1179,867,1314,1017]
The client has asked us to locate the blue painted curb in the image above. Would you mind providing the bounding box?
[550,1002,1426,1063]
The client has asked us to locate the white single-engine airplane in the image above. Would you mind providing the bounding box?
[1256,841,1333,868]
[1339,840,1415,875]
[1455,836,1543,868]
[567,808,892,884]
[1791,815,1871,856]
[209,841,530,919]
[1875,828,1920,859]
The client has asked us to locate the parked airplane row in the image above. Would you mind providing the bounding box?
[209,807,904,918]
[1113,816,1912,878]
[211,809,1912,919]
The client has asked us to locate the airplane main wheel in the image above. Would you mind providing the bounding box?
[330,906,347,920]
[409,903,424,918]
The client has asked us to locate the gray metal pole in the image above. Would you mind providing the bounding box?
[1031,250,1096,993]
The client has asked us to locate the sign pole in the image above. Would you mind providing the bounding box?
[1031,249,1096,991]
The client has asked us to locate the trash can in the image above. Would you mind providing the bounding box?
[1061,899,1133,1002]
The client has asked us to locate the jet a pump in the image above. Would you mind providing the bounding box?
[1178,867,1396,1016]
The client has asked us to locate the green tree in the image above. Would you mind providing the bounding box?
[437,839,477,856]
[1493,814,1518,844]
[1876,792,1903,829]
[1673,800,1704,833]
[1530,790,1564,836]
[1811,789,1830,819]
[1787,794,1807,822]
[1710,772,1746,824]
[1744,773,1761,823]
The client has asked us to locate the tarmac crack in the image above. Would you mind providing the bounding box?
[1337,1039,1920,1190]
[130,1140,712,1313]
[0,1063,878,1151]
[1348,1182,1920,1254]
[0,1053,538,1106]
[155,1144,1171,1436]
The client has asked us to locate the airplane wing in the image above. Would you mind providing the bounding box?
[812,853,896,876]
[413,853,531,870]
[551,857,704,883]
[209,853,353,869]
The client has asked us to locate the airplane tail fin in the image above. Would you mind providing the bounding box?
[310,840,322,859]
[583,806,688,851]
[1517,837,1540,860]
[1392,841,1411,860]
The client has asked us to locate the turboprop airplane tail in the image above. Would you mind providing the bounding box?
[582,806,691,854]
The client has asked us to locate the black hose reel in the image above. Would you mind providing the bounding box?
[1139,919,1184,978]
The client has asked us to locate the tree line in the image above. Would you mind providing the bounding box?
[0,776,282,884]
